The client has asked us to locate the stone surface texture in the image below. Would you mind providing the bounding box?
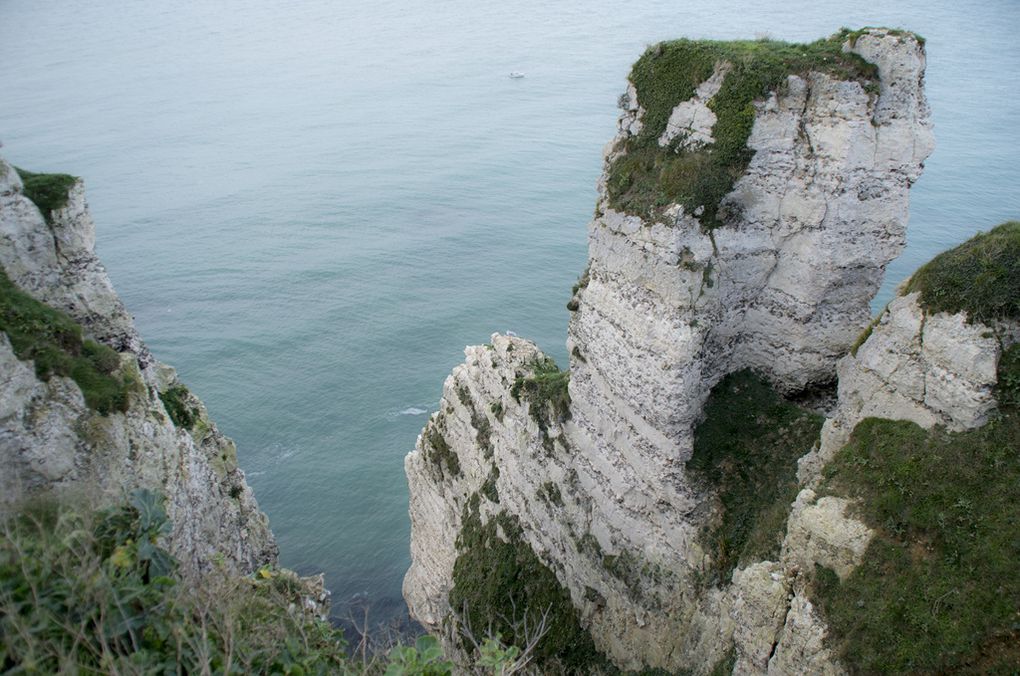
[0,156,277,578]
[404,29,942,674]
[401,29,953,674]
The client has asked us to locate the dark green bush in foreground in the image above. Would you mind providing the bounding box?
[0,490,349,674]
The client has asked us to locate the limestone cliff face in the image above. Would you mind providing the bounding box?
[0,157,276,577]
[404,29,942,673]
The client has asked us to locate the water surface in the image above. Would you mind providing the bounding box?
[1,0,1017,623]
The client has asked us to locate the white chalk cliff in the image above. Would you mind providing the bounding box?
[0,157,277,578]
[402,29,965,673]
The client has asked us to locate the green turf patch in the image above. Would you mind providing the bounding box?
[158,384,199,430]
[0,268,130,414]
[14,168,78,224]
[688,370,824,582]
[902,221,1020,324]
[607,30,880,228]
[814,348,1020,673]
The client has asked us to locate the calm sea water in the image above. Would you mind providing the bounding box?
[2,0,1018,623]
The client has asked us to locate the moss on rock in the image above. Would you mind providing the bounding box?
[450,495,606,672]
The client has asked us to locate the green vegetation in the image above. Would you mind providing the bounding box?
[481,465,500,503]
[450,495,607,673]
[510,357,571,426]
[425,424,461,479]
[537,481,564,508]
[902,221,1020,324]
[14,168,78,224]
[0,268,131,415]
[688,370,824,581]
[814,349,1020,673]
[0,491,349,674]
[849,313,882,357]
[159,384,199,430]
[607,31,878,227]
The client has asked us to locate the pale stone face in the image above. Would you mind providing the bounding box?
[0,156,276,578]
[404,29,945,674]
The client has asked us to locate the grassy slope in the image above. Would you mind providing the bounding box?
[607,30,880,228]
[814,345,1020,673]
[903,220,1020,323]
[0,267,131,414]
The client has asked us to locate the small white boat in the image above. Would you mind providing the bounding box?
[509,71,525,79]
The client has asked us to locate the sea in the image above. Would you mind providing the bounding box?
[1,0,1018,626]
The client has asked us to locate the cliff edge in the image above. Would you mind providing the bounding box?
[398,28,1019,675]
[0,156,276,577]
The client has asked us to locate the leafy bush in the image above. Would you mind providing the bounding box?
[0,267,131,414]
[159,384,199,430]
[0,491,349,674]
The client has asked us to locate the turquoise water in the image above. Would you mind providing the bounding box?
[2,0,1017,624]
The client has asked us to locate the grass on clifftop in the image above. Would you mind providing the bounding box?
[814,345,1020,673]
[607,30,878,228]
[688,370,824,582]
[14,168,77,224]
[902,220,1020,323]
[0,268,131,414]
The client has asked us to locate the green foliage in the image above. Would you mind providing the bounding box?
[815,359,1020,673]
[384,635,453,676]
[0,267,131,414]
[425,424,461,479]
[607,32,878,227]
[1,492,351,675]
[450,496,607,672]
[688,370,824,581]
[997,344,1020,406]
[510,357,571,427]
[159,384,199,430]
[848,314,881,357]
[840,26,925,48]
[537,481,564,508]
[902,221,1020,323]
[481,465,500,503]
[14,168,77,224]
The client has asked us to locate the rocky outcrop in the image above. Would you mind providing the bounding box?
[0,157,276,577]
[405,29,940,674]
